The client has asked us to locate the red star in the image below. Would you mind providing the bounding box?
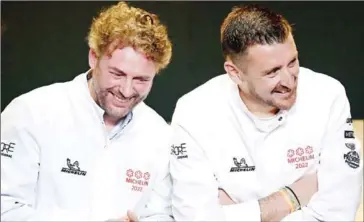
[287,149,295,157]
[126,169,134,178]
[143,172,150,181]
[305,146,313,154]
[296,148,304,156]
[135,170,142,179]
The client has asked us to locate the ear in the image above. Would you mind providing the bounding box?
[88,49,97,69]
[224,60,243,85]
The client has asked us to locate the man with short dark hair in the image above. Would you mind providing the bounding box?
[170,4,362,221]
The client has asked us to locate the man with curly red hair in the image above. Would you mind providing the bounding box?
[1,2,173,221]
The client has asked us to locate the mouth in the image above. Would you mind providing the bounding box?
[111,92,133,105]
[273,89,293,98]
[273,88,290,93]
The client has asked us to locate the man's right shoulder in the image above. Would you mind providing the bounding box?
[175,74,230,110]
[2,74,81,120]
[11,81,70,108]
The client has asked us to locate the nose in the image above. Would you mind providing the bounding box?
[119,78,134,98]
[279,68,296,88]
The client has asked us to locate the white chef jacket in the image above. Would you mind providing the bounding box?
[170,67,363,221]
[1,72,173,221]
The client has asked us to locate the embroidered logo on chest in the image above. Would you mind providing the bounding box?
[287,146,315,169]
[125,169,151,192]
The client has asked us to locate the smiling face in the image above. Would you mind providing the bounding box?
[220,4,298,116]
[226,34,300,114]
[89,46,157,121]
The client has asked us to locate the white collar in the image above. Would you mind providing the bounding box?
[229,81,289,132]
[82,69,106,122]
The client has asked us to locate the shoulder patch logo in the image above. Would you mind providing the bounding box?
[344,151,360,169]
[344,131,355,139]
[1,142,15,158]
[345,143,356,150]
[171,143,188,159]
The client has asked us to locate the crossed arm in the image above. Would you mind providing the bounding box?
[218,173,317,221]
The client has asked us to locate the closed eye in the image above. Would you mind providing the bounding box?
[109,67,127,77]
[267,67,280,75]
[111,72,125,77]
[288,58,297,67]
[134,77,150,82]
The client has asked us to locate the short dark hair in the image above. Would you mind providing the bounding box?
[221,4,292,62]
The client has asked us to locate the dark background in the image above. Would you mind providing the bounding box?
[2,1,363,121]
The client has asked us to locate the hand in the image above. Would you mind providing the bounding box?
[106,210,139,222]
[218,188,236,205]
[126,210,138,222]
[289,172,318,206]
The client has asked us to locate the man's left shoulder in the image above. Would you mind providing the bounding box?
[299,67,347,98]
[132,102,170,132]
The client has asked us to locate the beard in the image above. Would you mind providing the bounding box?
[92,79,149,120]
[248,83,297,111]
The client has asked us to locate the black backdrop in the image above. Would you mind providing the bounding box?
[2,1,363,121]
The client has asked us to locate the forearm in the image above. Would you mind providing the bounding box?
[219,185,301,221]
[258,190,291,222]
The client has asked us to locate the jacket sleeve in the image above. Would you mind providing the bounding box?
[221,201,261,221]
[1,98,90,221]
[283,84,363,221]
[169,120,225,221]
